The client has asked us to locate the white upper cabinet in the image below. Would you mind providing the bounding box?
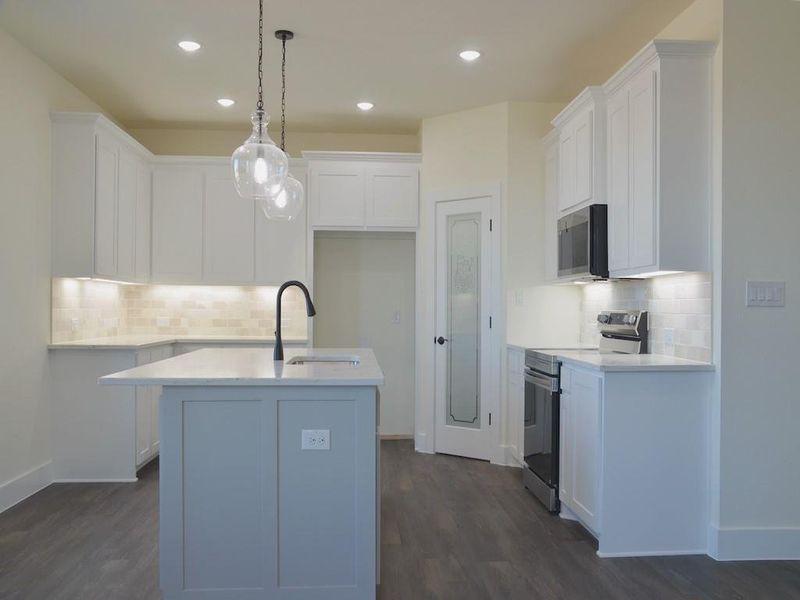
[365,162,419,227]
[151,165,204,283]
[202,166,255,284]
[307,152,421,230]
[552,87,606,214]
[542,130,560,282]
[150,157,308,286]
[51,113,153,282]
[604,40,715,277]
[255,162,307,284]
[309,160,365,227]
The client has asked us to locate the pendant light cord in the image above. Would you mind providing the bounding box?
[256,0,264,112]
[280,36,287,152]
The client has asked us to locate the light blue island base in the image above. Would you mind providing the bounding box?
[100,348,383,600]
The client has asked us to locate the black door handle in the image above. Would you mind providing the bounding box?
[436,336,448,345]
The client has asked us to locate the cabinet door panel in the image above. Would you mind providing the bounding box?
[117,149,138,281]
[629,70,657,269]
[570,371,601,531]
[607,90,630,272]
[135,350,152,467]
[134,162,151,282]
[203,167,255,284]
[559,388,573,507]
[95,132,118,278]
[574,109,594,205]
[311,162,365,227]
[543,140,559,280]
[365,164,419,227]
[255,165,307,284]
[558,130,576,212]
[152,167,204,282]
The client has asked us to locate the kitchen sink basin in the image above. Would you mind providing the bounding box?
[286,354,361,366]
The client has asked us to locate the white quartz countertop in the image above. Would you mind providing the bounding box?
[99,347,384,386]
[556,350,715,372]
[49,335,308,350]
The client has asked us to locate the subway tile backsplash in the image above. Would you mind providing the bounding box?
[51,278,309,343]
[580,272,712,362]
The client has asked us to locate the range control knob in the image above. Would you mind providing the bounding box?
[627,315,637,325]
[597,314,610,324]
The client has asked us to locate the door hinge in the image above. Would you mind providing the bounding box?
[489,316,492,329]
[489,412,492,426]
[489,219,493,232]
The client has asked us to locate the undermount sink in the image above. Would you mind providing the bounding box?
[286,354,361,366]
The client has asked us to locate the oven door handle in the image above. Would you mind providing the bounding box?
[524,369,557,391]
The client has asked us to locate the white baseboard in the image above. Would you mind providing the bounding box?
[414,431,433,454]
[0,461,54,514]
[597,549,707,558]
[709,524,800,561]
[379,434,414,440]
[504,445,523,467]
[52,478,138,483]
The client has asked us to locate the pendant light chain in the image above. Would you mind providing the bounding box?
[256,0,264,112]
[280,36,287,152]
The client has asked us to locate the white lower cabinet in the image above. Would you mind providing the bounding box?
[557,362,712,557]
[506,347,525,464]
[135,345,173,468]
[560,366,602,532]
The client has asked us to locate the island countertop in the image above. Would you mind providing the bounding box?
[99,347,384,386]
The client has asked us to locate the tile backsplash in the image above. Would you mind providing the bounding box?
[580,272,712,362]
[52,278,309,343]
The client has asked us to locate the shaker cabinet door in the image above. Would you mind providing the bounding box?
[203,167,255,284]
[310,161,365,227]
[94,131,118,278]
[151,167,204,283]
[365,163,419,227]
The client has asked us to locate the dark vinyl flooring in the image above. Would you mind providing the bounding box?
[1,440,799,599]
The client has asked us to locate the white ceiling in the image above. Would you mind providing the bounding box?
[0,0,692,133]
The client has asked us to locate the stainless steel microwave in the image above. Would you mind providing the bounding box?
[557,204,609,279]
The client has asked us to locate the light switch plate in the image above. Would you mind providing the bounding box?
[746,281,785,307]
[301,429,330,450]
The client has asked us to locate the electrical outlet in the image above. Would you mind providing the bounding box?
[301,429,330,451]
[663,328,675,346]
[71,317,80,332]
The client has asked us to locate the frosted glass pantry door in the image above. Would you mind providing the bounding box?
[434,196,494,460]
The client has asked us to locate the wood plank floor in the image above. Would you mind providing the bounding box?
[1,440,798,599]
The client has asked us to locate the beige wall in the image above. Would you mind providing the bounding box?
[313,233,416,437]
[128,126,420,157]
[417,102,582,453]
[0,27,105,502]
[715,0,800,556]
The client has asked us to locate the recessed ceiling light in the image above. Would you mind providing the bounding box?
[178,40,201,52]
[217,98,235,107]
[357,101,374,111]
[459,49,481,62]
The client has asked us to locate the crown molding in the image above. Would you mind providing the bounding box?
[302,151,421,163]
[604,39,717,95]
[551,86,605,130]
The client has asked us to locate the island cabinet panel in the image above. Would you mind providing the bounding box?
[159,386,377,600]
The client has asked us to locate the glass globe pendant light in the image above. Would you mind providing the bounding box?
[259,29,305,221]
[231,0,288,200]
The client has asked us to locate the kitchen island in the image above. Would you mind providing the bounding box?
[101,347,384,600]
